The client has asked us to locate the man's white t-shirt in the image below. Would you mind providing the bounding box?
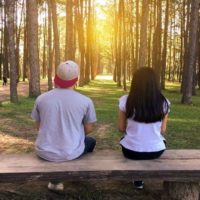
[31,88,96,162]
[119,95,169,152]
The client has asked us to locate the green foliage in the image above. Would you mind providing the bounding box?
[78,79,200,150]
[163,83,200,149]
[0,97,35,126]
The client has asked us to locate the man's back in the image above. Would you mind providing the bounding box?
[31,88,96,162]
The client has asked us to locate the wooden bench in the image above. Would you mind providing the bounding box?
[0,150,200,200]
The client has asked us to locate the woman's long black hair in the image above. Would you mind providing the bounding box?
[126,67,169,123]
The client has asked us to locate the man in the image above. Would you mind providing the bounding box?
[31,60,97,191]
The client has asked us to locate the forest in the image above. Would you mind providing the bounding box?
[0,1,200,199]
[0,0,200,104]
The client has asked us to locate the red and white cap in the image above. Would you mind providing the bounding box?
[54,60,79,88]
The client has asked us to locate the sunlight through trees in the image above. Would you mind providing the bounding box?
[0,0,199,104]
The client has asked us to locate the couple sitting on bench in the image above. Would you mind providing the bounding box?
[31,61,170,192]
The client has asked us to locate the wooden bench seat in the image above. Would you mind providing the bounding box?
[0,150,200,200]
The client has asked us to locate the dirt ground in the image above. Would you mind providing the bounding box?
[0,80,48,102]
[0,180,164,200]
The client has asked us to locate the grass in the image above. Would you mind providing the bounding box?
[0,99,35,153]
[0,77,199,199]
[163,82,200,149]
[0,77,200,154]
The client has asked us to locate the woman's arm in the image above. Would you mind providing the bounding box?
[118,110,126,133]
[161,114,168,134]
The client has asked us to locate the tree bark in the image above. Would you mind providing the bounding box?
[135,0,139,67]
[152,0,162,85]
[161,0,169,89]
[85,0,92,84]
[27,0,41,97]
[162,182,199,200]
[113,0,118,82]
[15,0,24,83]
[42,4,47,79]
[3,5,9,80]
[65,0,75,60]
[6,0,18,103]
[121,0,126,91]
[76,0,85,86]
[22,13,27,82]
[179,0,186,83]
[49,0,60,69]
[138,0,149,68]
[47,0,53,90]
[198,27,200,89]
[0,4,3,80]
[181,0,199,104]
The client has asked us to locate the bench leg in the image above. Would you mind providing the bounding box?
[162,181,199,200]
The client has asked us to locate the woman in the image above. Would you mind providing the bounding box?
[118,67,170,189]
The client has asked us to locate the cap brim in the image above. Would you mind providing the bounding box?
[54,75,78,88]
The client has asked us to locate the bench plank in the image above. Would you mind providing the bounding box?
[0,150,200,182]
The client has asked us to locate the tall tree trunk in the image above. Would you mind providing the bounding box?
[138,0,149,68]
[121,0,126,91]
[91,1,96,80]
[198,25,200,89]
[65,0,75,60]
[168,14,173,81]
[15,0,24,82]
[49,0,60,69]
[47,0,53,90]
[76,0,85,86]
[135,0,139,67]
[129,0,135,77]
[161,0,169,89]
[6,0,18,103]
[3,5,9,80]
[116,0,123,87]
[113,0,118,82]
[179,0,186,83]
[181,0,199,104]
[0,4,3,80]
[85,0,92,84]
[23,2,28,81]
[181,0,190,92]
[147,1,152,69]
[27,0,41,97]
[152,0,162,85]
[42,4,47,79]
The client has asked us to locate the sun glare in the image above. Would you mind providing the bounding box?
[95,1,107,20]
[95,0,108,6]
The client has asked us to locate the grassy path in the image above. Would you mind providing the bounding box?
[0,76,199,154]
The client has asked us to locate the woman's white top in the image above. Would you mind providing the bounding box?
[119,95,170,152]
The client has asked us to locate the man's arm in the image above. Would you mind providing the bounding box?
[84,123,94,135]
[35,121,40,131]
